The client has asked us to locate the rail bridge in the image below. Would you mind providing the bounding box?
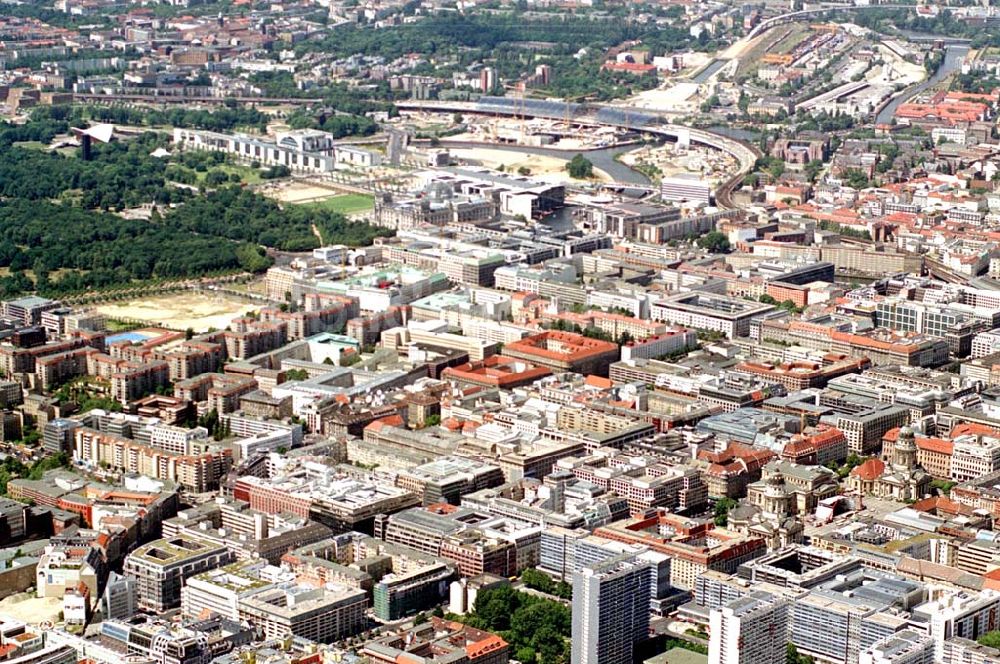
[73,93,324,106]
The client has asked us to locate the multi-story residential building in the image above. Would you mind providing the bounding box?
[709,590,789,664]
[224,320,288,360]
[123,534,232,612]
[0,338,86,378]
[111,360,170,405]
[859,630,934,664]
[790,590,898,663]
[571,553,651,664]
[73,427,232,493]
[914,590,1000,662]
[156,341,224,380]
[34,347,97,391]
[175,373,258,414]
[942,638,1000,664]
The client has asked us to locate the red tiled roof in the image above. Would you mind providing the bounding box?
[916,437,953,456]
[365,414,404,432]
[851,458,885,482]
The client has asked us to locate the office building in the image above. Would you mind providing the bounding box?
[652,293,776,339]
[660,174,712,204]
[372,560,456,621]
[100,571,137,621]
[99,616,252,664]
[123,534,232,612]
[238,584,367,643]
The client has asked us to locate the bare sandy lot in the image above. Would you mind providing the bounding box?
[619,143,737,186]
[447,147,613,183]
[872,45,927,86]
[0,593,62,626]
[262,180,343,204]
[625,82,702,113]
[96,291,258,332]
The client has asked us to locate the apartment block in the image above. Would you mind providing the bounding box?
[709,590,789,664]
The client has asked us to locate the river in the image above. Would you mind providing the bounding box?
[875,45,969,125]
[708,126,760,142]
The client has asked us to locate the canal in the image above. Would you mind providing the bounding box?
[692,59,728,84]
[875,45,969,125]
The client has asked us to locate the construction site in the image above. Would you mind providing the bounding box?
[402,108,635,150]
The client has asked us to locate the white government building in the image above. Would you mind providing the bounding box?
[173,127,382,173]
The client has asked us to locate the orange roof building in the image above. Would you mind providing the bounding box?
[441,355,551,389]
[896,99,989,126]
[363,617,510,663]
[501,330,620,377]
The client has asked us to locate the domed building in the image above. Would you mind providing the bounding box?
[846,427,931,502]
[728,465,807,550]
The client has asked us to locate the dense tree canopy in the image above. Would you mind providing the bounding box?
[295,11,703,102]
[567,154,594,179]
[167,186,393,251]
[0,132,189,210]
[0,119,393,298]
[458,585,572,664]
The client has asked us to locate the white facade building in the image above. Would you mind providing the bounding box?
[709,591,788,664]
